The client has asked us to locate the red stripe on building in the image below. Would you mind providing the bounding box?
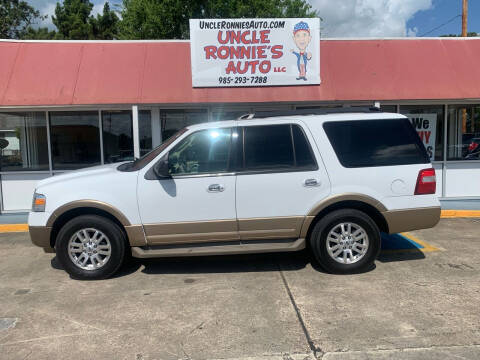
[1,39,480,106]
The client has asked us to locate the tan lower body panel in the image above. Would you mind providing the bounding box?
[300,216,315,238]
[132,238,306,258]
[238,216,305,240]
[143,217,307,245]
[144,219,239,245]
[382,206,441,234]
[29,226,53,250]
[125,225,147,246]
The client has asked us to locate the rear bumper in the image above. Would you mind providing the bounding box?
[29,226,55,253]
[382,206,441,234]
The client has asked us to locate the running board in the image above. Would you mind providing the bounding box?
[131,238,306,258]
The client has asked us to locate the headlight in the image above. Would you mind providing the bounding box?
[32,193,46,212]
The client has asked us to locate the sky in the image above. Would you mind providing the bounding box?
[27,0,479,38]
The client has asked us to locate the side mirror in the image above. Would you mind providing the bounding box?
[153,154,171,178]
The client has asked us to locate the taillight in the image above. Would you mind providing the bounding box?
[415,168,436,195]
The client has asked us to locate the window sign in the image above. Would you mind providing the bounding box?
[407,114,437,161]
[189,18,320,87]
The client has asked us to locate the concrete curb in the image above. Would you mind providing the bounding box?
[0,224,28,233]
[440,210,480,218]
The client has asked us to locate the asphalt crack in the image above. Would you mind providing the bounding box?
[277,264,323,359]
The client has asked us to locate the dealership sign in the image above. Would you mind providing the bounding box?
[408,114,437,161]
[189,18,320,87]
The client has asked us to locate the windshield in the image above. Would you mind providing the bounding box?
[117,128,188,172]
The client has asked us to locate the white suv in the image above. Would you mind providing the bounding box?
[29,108,440,279]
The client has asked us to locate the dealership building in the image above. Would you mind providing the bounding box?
[0,37,480,212]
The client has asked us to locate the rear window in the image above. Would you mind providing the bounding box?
[323,119,429,168]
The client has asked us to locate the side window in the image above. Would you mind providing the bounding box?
[168,128,231,175]
[292,125,317,168]
[244,125,294,170]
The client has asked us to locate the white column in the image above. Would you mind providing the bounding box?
[151,108,161,147]
[132,105,140,159]
[98,110,104,164]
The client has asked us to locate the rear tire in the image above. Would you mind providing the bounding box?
[309,209,380,274]
[55,215,126,280]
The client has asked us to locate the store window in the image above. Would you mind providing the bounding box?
[102,110,133,163]
[295,105,342,110]
[380,105,397,113]
[160,109,207,141]
[447,105,480,160]
[0,112,49,171]
[400,105,444,162]
[50,111,101,170]
[139,110,152,156]
[211,109,250,121]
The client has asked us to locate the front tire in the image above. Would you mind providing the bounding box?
[309,209,381,274]
[55,215,126,280]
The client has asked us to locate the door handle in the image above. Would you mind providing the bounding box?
[304,178,320,187]
[207,184,225,192]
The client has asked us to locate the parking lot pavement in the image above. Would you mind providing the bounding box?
[0,218,479,360]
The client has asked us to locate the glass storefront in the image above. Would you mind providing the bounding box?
[380,105,397,113]
[211,109,250,121]
[160,109,208,140]
[2,103,480,210]
[102,110,134,163]
[0,112,49,171]
[2,105,480,171]
[50,111,101,170]
[447,105,480,160]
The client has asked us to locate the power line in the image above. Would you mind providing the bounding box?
[419,14,462,37]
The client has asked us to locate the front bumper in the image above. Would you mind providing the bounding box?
[29,226,55,253]
[382,206,441,234]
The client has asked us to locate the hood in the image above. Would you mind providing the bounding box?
[35,162,130,190]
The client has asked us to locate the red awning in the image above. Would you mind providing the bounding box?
[1,38,480,106]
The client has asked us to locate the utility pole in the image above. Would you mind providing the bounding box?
[462,0,468,36]
[461,0,468,135]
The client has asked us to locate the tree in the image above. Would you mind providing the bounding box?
[440,32,478,37]
[91,2,120,39]
[0,0,44,38]
[53,0,94,39]
[118,0,318,40]
[22,27,57,40]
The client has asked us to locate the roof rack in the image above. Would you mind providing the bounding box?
[238,106,382,120]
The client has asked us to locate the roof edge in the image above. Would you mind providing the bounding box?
[1,37,479,44]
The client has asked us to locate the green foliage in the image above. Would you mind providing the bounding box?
[52,0,94,39]
[119,0,318,40]
[91,2,120,39]
[3,0,317,40]
[22,26,57,40]
[52,0,119,39]
[440,32,478,37]
[0,0,44,38]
